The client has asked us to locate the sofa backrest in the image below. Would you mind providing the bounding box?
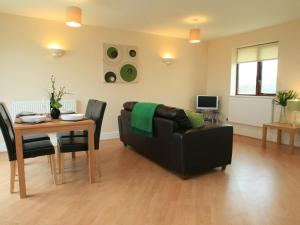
[123,101,192,129]
[121,109,179,135]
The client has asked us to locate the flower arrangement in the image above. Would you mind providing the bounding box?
[49,75,68,110]
[273,90,298,107]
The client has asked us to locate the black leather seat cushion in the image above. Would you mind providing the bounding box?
[22,140,55,159]
[123,101,192,129]
[56,131,87,139]
[23,134,50,143]
[58,137,89,153]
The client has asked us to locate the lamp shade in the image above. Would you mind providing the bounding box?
[189,28,201,43]
[66,6,81,27]
[287,99,300,111]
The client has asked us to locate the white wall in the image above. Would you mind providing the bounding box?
[0,13,207,151]
[206,19,300,146]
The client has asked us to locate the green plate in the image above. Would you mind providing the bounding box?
[129,49,137,57]
[107,47,118,59]
[104,72,117,83]
[120,64,137,82]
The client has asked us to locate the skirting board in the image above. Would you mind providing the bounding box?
[100,131,120,140]
[0,131,120,152]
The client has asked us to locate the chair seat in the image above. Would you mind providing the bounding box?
[56,131,87,139]
[23,140,55,159]
[58,137,89,153]
[23,134,50,143]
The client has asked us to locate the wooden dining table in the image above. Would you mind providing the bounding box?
[13,119,95,199]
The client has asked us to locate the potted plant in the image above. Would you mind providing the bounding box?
[49,75,68,119]
[273,90,298,123]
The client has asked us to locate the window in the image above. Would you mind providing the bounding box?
[236,42,278,96]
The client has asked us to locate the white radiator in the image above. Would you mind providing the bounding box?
[228,96,273,127]
[11,99,77,119]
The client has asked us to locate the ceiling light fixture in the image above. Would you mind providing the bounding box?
[189,28,201,44]
[189,19,202,44]
[66,6,82,28]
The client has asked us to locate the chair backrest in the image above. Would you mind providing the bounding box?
[0,103,16,161]
[85,99,107,149]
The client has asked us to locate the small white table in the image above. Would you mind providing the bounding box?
[262,122,300,154]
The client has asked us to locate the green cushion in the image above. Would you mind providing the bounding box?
[184,110,205,128]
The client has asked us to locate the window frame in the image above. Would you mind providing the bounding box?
[235,59,277,96]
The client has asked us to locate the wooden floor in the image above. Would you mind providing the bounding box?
[1,136,300,225]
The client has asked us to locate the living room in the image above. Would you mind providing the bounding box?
[0,1,300,224]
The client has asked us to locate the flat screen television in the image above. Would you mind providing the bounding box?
[196,95,219,110]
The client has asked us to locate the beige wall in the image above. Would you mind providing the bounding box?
[0,13,207,149]
[2,11,299,150]
[206,19,300,145]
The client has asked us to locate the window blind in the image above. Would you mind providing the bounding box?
[237,42,278,63]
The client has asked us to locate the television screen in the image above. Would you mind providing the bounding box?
[196,96,218,110]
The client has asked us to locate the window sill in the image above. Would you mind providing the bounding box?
[230,95,275,100]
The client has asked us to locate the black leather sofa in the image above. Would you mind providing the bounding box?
[118,102,233,178]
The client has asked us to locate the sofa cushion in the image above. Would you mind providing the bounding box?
[155,106,192,129]
[185,111,205,128]
[123,101,138,111]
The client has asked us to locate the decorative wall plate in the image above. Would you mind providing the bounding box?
[103,43,139,83]
[103,44,123,66]
[120,64,137,82]
[107,47,118,59]
[104,71,117,83]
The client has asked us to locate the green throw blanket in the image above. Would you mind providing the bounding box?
[131,103,160,137]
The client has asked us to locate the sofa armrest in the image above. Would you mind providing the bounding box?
[180,124,233,153]
[172,124,233,175]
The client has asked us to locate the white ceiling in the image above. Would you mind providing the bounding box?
[0,0,300,40]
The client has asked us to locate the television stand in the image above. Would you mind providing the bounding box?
[196,109,219,124]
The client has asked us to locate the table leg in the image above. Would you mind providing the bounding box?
[262,125,267,149]
[88,125,95,183]
[15,130,26,199]
[277,129,282,145]
[289,131,295,154]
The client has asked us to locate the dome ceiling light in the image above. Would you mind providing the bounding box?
[66,6,82,28]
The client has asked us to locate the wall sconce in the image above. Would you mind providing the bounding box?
[47,44,65,57]
[162,54,174,65]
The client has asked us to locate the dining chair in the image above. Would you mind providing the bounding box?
[0,103,57,193]
[57,99,106,183]
[0,103,50,143]
[56,99,100,141]
[56,100,95,159]
[56,99,106,161]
